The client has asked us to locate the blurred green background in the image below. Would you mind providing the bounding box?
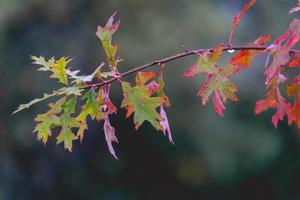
[2,0,300,199]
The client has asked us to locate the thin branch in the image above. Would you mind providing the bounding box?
[83,46,268,89]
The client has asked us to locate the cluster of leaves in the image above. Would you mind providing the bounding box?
[13,13,173,158]
[183,0,300,133]
[13,0,300,158]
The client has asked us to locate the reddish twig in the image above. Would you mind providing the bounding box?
[83,46,268,89]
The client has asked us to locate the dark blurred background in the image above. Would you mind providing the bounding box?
[2,0,300,199]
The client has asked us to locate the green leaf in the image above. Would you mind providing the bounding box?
[50,57,70,85]
[58,87,83,96]
[12,91,59,115]
[32,56,70,85]
[78,89,102,119]
[31,56,56,71]
[76,89,105,142]
[183,45,224,78]
[56,97,79,152]
[13,87,82,115]
[198,66,239,106]
[121,81,163,130]
[35,115,60,144]
[34,97,66,144]
[157,76,170,106]
[56,129,78,152]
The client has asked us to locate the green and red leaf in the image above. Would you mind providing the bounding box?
[121,72,164,130]
[96,12,120,69]
[184,46,239,116]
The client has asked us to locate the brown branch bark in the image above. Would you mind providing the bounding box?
[83,46,269,89]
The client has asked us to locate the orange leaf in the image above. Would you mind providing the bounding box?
[230,35,272,68]
[136,72,157,86]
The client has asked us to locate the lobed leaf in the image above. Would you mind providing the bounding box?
[157,76,170,107]
[56,97,79,152]
[76,89,105,142]
[287,78,300,131]
[32,56,71,85]
[67,66,101,85]
[96,12,120,69]
[255,73,291,128]
[184,47,239,116]
[255,19,300,128]
[231,0,256,30]
[13,86,82,115]
[183,45,223,78]
[289,52,300,68]
[159,105,174,144]
[12,91,59,115]
[31,56,55,71]
[228,0,256,46]
[121,81,163,130]
[103,117,119,159]
[230,35,273,68]
[34,97,66,144]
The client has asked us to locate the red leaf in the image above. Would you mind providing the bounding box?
[229,0,256,46]
[232,0,256,29]
[255,22,298,129]
[255,81,291,128]
[293,75,300,84]
[271,96,290,128]
[103,117,119,159]
[286,33,300,48]
[97,12,120,36]
[146,80,160,94]
[255,97,276,115]
[289,53,300,68]
[287,80,300,131]
[213,90,226,117]
[230,50,252,68]
[254,34,273,46]
[288,96,300,129]
[273,30,290,46]
[264,20,300,87]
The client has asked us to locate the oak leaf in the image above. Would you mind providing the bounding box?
[56,97,79,152]
[121,72,164,130]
